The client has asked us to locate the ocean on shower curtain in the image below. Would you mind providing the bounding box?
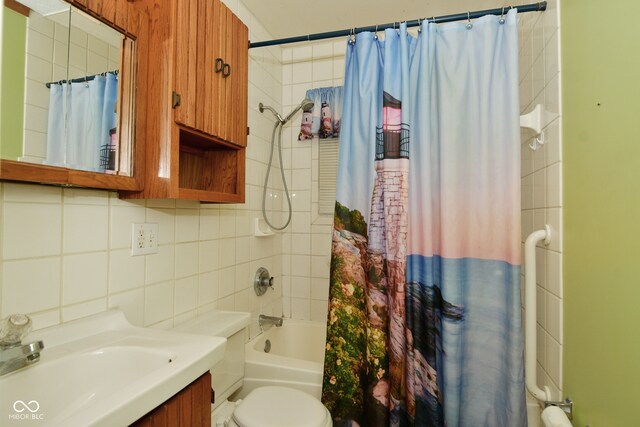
[322,9,525,427]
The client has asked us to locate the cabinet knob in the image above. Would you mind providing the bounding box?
[222,63,231,78]
[215,58,224,73]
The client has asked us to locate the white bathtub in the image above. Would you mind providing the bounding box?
[235,319,327,400]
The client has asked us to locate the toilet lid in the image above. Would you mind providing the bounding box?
[233,386,330,427]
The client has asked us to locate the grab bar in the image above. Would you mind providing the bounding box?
[525,225,552,402]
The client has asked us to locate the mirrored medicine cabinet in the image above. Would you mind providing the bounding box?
[0,0,145,190]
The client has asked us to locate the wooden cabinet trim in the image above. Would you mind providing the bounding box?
[4,0,30,16]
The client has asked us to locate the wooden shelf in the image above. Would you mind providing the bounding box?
[178,128,245,202]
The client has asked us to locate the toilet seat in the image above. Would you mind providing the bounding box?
[231,386,332,427]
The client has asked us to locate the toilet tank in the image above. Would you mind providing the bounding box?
[174,310,251,408]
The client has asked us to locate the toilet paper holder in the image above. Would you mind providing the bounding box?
[544,398,573,420]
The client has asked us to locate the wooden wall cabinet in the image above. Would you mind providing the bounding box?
[131,372,211,427]
[121,0,248,203]
[174,0,248,147]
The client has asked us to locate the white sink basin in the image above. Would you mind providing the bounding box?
[0,311,226,426]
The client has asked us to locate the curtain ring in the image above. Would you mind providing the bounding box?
[349,27,356,45]
[374,24,379,40]
[499,7,506,24]
[466,11,473,29]
[417,18,422,33]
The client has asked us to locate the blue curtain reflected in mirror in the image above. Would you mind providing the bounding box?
[45,71,118,173]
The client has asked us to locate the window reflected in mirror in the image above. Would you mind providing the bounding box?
[1,0,135,176]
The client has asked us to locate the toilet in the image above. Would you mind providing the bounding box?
[174,310,332,427]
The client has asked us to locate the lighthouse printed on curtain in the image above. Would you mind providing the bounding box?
[324,89,465,426]
[368,92,413,420]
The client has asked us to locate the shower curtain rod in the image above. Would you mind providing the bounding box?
[249,1,546,49]
[45,70,119,89]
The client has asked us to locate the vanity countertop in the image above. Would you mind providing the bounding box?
[0,310,225,427]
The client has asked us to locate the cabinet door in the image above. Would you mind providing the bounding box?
[222,8,248,147]
[174,0,198,129]
[174,0,247,148]
[130,372,211,426]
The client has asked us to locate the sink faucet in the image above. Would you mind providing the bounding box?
[0,314,44,376]
[258,314,283,328]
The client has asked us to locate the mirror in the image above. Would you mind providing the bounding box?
[1,0,135,176]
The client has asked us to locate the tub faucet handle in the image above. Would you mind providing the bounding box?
[254,267,274,296]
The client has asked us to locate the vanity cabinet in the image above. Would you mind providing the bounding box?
[120,0,248,203]
[131,372,212,427]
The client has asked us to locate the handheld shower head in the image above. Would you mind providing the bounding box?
[259,98,315,125]
[282,98,314,124]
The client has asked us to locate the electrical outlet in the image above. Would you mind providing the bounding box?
[131,223,159,256]
[136,226,145,249]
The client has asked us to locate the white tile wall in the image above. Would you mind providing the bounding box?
[279,40,346,321]
[0,0,283,340]
[517,0,564,401]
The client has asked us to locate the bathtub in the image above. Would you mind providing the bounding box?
[235,319,326,400]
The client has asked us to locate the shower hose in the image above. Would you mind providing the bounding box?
[261,121,293,231]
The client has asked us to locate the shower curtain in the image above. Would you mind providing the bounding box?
[322,9,525,427]
[45,72,118,172]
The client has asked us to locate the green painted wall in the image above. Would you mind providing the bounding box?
[562,1,640,425]
[1,7,26,160]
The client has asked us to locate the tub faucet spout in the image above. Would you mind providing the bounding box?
[259,314,283,328]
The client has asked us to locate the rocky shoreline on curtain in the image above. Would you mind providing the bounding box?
[324,203,467,426]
